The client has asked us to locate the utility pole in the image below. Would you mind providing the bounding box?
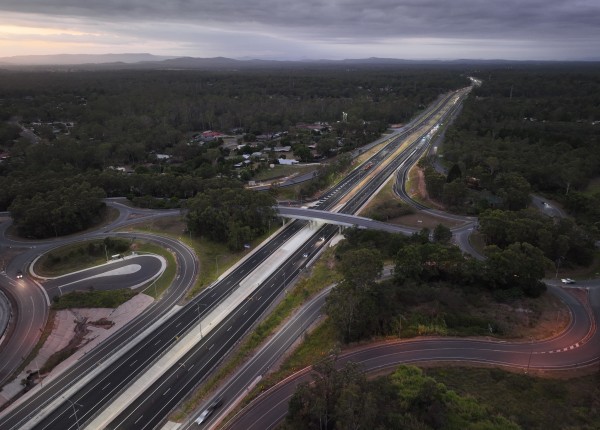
[196,303,207,338]
[525,337,534,374]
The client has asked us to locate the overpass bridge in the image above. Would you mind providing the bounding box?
[276,206,418,235]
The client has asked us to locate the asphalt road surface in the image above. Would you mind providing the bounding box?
[41,254,164,297]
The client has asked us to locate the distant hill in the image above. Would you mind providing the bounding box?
[0,54,595,70]
[0,53,175,65]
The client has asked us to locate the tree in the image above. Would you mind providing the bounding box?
[325,280,372,343]
[9,181,106,238]
[494,172,532,211]
[337,248,383,289]
[432,224,452,244]
[446,163,462,183]
[186,184,276,250]
[442,179,468,207]
[423,166,446,199]
[286,358,368,430]
[395,244,423,283]
[484,242,550,297]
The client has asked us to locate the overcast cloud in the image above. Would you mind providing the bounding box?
[1,0,598,60]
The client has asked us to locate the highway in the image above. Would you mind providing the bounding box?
[179,286,332,430]
[0,86,468,429]
[96,87,471,429]
[217,86,600,429]
[95,88,472,429]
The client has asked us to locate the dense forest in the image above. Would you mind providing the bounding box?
[0,67,467,237]
[325,228,549,344]
[436,65,600,237]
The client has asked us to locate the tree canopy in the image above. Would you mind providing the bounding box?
[9,181,106,238]
[285,362,519,430]
[186,185,276,250]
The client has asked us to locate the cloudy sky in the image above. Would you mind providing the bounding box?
[0,0,598,60]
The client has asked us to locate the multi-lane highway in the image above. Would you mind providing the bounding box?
[0,86,471,429]
[95,88,473,429]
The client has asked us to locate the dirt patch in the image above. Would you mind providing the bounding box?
[495,292,570,340]
[40,317,91,374]
[408,165,446,211]
[387,213,463,229]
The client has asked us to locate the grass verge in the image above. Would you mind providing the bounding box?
[51,289,137,309]
[35,237,131,277]
[170,247,341,421]
[132,241,177,299]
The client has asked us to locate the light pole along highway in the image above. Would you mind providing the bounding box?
[0,86,468,430]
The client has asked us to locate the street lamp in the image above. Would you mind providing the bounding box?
[525,336,534,374]
[196,303,208,338]
[215,255,225,278]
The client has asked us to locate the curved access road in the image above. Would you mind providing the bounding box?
[224,284,600,430]
[0,201,194,403]
[39,254,165,297]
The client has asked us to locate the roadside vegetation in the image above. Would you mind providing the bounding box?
[284,362,519,430]
[360,178,415,221]
[326,229,557,344]
[171,247,341,420]
[394,67,600,286]
[425,367,600,430]
[51,289,137,310]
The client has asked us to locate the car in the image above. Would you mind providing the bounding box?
[195,398,223,425]
[194,409,211,425]
[561,278,575,284]
[302,252,308,258]
[16,270,23,279]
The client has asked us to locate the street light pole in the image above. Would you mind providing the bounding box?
[196,303,207,338]
[525,336,533,374]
